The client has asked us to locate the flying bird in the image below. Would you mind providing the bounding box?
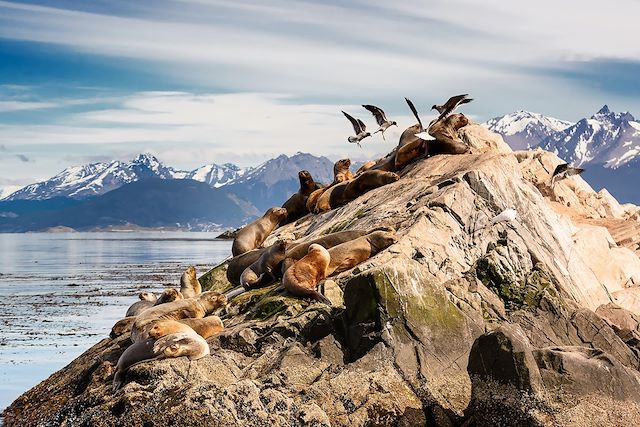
[432,94,473,120]
[405,97,431,141]
[362,104,397,141]
[550,163,585,187]
[342,111,371,147]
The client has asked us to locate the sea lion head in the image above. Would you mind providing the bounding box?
[446,113,469,129]
[157,288,183,304]
[267,207,288,221]
[185,266,196,277]
[308,243,329,257]
[153,333,206,358]
[273,239,292,254]
[334,159,351,173]
[139,292,157,302]
[381,171,400,184]
[197,291,227,311]
[367,230,398,252]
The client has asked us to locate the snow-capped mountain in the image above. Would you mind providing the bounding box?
[5,154,180,201]
[484,110,572,150]
[538,106,640,168]
[186,163,249,188]
[485,106,640,169]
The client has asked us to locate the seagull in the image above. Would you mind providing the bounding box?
[550,163,585,187]
[362,105,397,141]
[432,94,473,121]
[342,111,371,147]
[405,97,432,141]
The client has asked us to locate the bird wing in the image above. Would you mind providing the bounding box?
[357,118,367,133]
[405,97,423,131]
[342,111,362,134]
[446,94,469,109]
[362,104,387,126]
[552,163,569,177]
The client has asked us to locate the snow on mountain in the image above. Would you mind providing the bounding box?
[186,163,249,188]
[0,185,21,200]
[2,152,330,203]
[538,105,640,167]
[483,110,572,150]
[4,154,179,201]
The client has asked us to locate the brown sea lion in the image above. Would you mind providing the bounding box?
[355,160,376,175]
[226,248,266,286]
[125,292,158,317]
[232,207,288,256]
[147,317,224,340]
[154,288,183,305]
[284,229,376,261]
[397,123,423,149]
[283,244,331,304]
[180,266,201,299]
[280,170,323,225]
[428,113,470,155]
[333,159,354,184]
[240,239,289,289]
[111,316,136,338]
[394,139,427,171]
[316,169,399,212]
[131,291,227,342]
[326,230,398,275]
[113,338,158,391]
[153,332,210,360]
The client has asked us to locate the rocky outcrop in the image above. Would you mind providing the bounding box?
[5,123,640,426]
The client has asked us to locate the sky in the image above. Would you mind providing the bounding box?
[1,0,640,195]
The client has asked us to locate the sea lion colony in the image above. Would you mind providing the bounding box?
[109,94,545,391]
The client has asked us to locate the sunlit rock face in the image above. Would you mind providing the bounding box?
[5,123,640,427]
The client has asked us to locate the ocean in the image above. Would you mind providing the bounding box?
[0,232,231,412]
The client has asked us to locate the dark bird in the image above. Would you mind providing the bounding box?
[342,111,371,147]
[405,97,431,140]
[550,163,585,187]
[432,94,473,120]
[362,105,397,141]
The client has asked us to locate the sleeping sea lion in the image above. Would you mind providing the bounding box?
[232,207,288,256]
[153,332,210,360]
[240,239,289,289]
[131,291,227,342]
[147,317,224,340]
[280,171,323,225]
[180,266,201,299]
[155,288,184,305]
[326,230,398,275]
[226,248,267,286]
[428,113,470,155]
[125,292,158,317]
[315,170,399,212]
[113,338,157,391]
[283,244,331,304]
[111,316,137,338]
[394,139,427,171]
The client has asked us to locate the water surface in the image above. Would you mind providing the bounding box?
[0,232,231,411]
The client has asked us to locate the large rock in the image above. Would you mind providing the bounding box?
[5,123,640,426]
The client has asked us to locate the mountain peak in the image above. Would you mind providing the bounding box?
[596,105,611,115]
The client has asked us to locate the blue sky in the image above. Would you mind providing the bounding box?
[1,0,639,195]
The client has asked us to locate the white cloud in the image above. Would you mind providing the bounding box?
[0,100,58,112]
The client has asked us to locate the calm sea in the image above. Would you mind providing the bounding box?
[0,232,231,412]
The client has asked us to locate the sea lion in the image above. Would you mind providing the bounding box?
[232,207,288,256]
[240,239,289,289]
[397,123,423,149]
[316,170,399,212]
[147,317,224,340]
[355,160,376,175]
[305,159,353,213]
[155,288,184,305]
[226,248,266,286]
[125,292,158,317]
[111,316,136,338]
[283,244,331,304]
[284,229,379,261]
[326,230,398,276]
[180,266,201,298]
[153,332,210,360]
[280,171,323,225]
[113,338,158,391]
[394,139,427,171]
[131,291,227,342]
[427,113,470,155]
[333,159,354,184]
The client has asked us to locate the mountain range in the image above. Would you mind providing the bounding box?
[484,105,640,204]
[0,153,334,232]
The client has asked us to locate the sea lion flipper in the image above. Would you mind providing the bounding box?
[310,290,331,305]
